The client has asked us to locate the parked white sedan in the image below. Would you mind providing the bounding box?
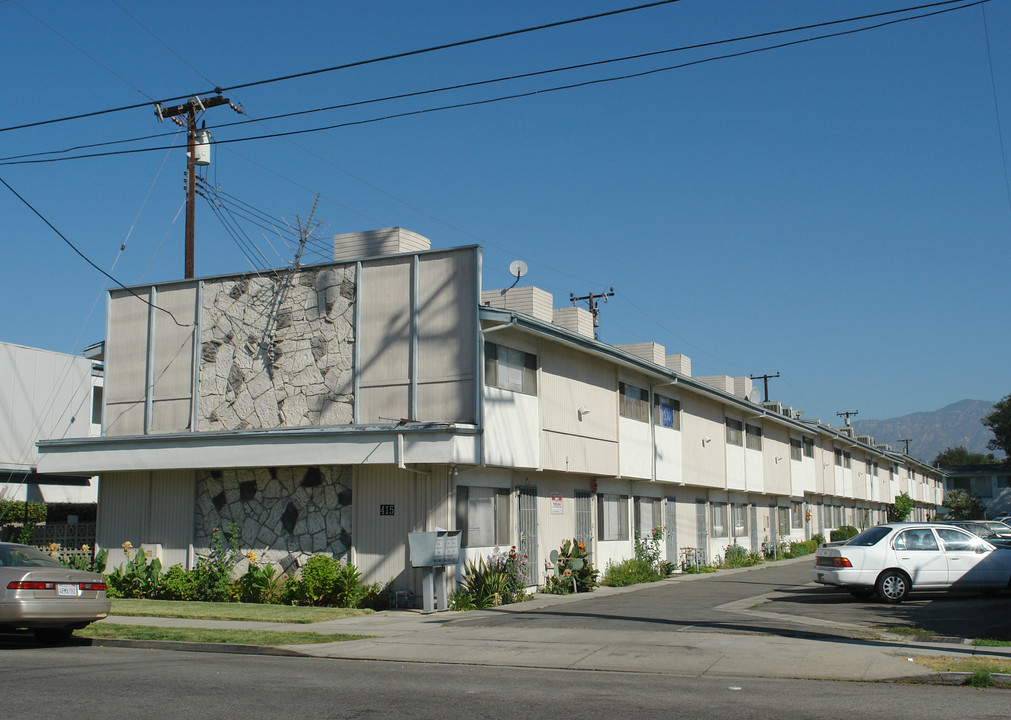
[811,523,1011,602]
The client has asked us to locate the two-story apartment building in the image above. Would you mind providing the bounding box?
[36,228,943,595]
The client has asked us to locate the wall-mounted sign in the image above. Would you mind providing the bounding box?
[380,504,395,516]
[551,494,563,515]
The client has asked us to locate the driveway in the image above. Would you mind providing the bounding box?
[448,557,1011,642]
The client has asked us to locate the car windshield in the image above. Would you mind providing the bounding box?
[845,526,892,546]
[0,545,68,569]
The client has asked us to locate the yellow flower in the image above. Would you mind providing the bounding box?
[47,542,60,557]
[245,550,258,565]
[122,541,133,549]
[81,544,90,553]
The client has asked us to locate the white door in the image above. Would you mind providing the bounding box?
[891,528,947,587]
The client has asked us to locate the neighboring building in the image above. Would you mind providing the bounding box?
[36,228,944,597]
[942,464,1011,518]
[1,341,102,505]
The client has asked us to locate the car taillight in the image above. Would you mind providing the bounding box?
[8,581,55,590]
[832,558,852,568]
[7,581,106,590]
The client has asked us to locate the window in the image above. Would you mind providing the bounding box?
[894,529,939,551]
[745,424,762,451]
[865,459,872,475]
[711,503,728,538]
[598,494,629,541]
[843,451,852,469]
[834,448,843,467]
[872,462,879,478]
[485,342,537,395]
[790,438,802,462]
[634,497,662,537]
[731,504,748,537]
[91,385,103,425]
[619,382,649,422]
[653,394,680,430]
[802,437,814,458]
[725,418,743,446]
[778,507,790,538]
[791,502,803,529]
[935,528,977,552]
[455,486,510,547]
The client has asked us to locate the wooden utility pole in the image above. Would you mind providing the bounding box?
[836,410,859,427]
[898,438,912,454]
[156,95,234,278]
[570,287,614,339]
[749,372,780,403]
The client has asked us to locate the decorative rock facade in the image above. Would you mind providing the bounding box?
[198,266,356,432]
[194,465,353,573]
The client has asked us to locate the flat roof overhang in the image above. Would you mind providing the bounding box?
[36,423,481,474]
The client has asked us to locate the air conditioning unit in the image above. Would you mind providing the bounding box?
[762,402,783,414]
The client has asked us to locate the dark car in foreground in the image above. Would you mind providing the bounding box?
[0,542,110,643]
[811,523,1011,603]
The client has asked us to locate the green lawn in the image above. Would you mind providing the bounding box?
[79,623,367,645]
[110,598,371,623]
[913,655,1011,675]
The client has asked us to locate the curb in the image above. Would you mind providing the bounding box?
[81,636,309,657]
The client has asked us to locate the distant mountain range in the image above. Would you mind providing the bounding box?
[850,399,999,465]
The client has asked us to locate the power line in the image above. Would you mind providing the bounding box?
[0,0,980,165]
[0,175,192,327]
[0,0,984,168]
[0,0,683,134]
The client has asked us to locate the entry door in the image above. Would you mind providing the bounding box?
[518,487,538,586]
[575,491,593,560]
[664,498,678,564]
[695,500,708,562]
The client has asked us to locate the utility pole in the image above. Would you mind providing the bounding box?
[898,438,912,454]
[570,287,614,339]
[155,94,239,278]
[749,372,780,402]
[836,410,859,427]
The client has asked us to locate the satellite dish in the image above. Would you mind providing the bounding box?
[749,388,762,404]
[507,260,528,289]
[509,260,528,279]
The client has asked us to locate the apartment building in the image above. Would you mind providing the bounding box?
[36,228,944,595]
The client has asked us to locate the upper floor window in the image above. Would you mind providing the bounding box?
[619,382,649,423]
[790,438,802,462]
[843,451,852,469]
[725,418,743,446]
[485,342,537,395]
[802,437,815,459]
[745,424,762,451]
[653,394,680,430]
[834,448,843,467]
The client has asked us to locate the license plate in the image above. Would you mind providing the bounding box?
[57,583,80,597]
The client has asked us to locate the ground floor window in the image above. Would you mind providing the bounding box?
[711,502,728,538]
[791,502,803,529]
[634,497,661,538]
[598,494,629,541]
[456,486,510,547]
[731,503,748,537]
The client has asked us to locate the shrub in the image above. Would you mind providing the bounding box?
[358,582,391,611]
[543,539,597,595]
[157,564,199,601]
[811,533,825,547]
[718,544,759,569]
[332,561,365,608]
[293,554,341,606]
[106,542,162,599]
[235,554,287,604]
[600,557,664,586]
[486,545,531,602]
[830,525,859,543]
[681,563,717,574]
[455,557,510,608]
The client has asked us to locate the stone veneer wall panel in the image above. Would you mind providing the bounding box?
[195,465,352,574]
[198,265,356,431]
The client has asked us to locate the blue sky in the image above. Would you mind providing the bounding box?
[1,0,1008,427]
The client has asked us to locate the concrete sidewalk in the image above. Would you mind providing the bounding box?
[95,570,1011,682]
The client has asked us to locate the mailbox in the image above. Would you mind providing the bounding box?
[407,530,462,613]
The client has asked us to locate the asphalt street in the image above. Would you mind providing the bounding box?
[5,646,1009,720]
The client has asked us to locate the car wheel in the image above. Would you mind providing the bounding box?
[34,627,73,645]
[848,588,875,599]
[876,570,909,603]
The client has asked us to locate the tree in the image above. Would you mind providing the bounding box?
[943,489,984,520]
[981,394,1011,458]
[933,446,993,467]
[887,492,915,522]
